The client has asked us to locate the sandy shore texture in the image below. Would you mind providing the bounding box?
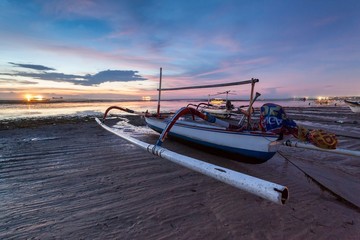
[0,106,359,239]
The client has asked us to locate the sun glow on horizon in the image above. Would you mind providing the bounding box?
[24,94,44,101]
[25,94,32,101]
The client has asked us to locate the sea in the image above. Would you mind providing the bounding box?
[0,99,340,121]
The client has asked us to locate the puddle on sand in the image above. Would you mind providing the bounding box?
[22,137,59,142]
[111,118,157,137]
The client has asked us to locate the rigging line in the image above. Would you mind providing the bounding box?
[277,151,360,211]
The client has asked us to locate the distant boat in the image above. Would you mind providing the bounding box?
[344,99,360,113]
[197,100,234,119]
[202,91,236,118]
[209,98,225,105]
[315,98,333,105]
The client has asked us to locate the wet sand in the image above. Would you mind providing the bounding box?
[0,106,359,239]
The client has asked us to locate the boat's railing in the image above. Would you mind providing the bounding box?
[101,105,173,121]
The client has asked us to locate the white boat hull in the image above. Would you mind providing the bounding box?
[145,117,279,162]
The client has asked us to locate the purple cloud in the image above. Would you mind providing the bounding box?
[1,64,147,86]
[9,62,55,71]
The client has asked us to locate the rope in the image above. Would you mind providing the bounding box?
[277,151,359,211]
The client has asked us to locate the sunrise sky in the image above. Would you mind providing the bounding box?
[0,0,359,100]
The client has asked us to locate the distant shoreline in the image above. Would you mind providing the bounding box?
[0,99,153,104]
[0,97,358,105]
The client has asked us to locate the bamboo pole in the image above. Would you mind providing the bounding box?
[283,140,360,157]
[158,79,259,91]
[247,78,256,128]
[157,67,162,117]
[95,118,289,205]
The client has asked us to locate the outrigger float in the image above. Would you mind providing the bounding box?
[96,68,360,205]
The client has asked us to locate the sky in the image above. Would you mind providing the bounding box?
[0,0,359,100]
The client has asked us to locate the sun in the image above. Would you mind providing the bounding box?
[25,94,32,101]
[24,94,44,101]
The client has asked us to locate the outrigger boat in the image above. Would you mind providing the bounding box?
[144,99,277,162]
[96,68,360,205]
[108,78,277,162]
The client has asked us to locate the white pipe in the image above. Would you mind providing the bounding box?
[96,118,289,205]
[283,140,360,157]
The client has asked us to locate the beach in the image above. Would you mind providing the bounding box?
[1,106,359,239]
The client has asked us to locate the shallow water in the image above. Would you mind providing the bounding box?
[0,99,341,120]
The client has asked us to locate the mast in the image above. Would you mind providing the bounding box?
[157,67,162,116]
[247,78,256,127]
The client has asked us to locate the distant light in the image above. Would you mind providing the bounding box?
[24,94,44,101]
[318,96,329,100]
[25,94,32,101]
[142,96,151,101]
[34,95,43,101]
